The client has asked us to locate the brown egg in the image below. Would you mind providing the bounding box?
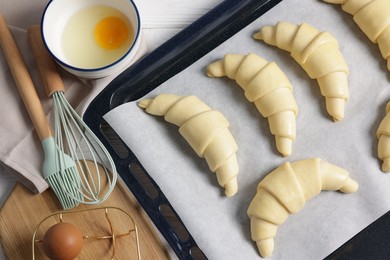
[42,222,83,260]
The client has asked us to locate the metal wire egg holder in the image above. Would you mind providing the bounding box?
[32,207,141,260]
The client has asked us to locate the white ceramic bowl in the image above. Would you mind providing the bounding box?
[41,0,141,78]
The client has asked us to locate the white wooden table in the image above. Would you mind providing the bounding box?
[0,0,222,258]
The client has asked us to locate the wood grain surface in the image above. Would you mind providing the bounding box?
[0,177,170,259]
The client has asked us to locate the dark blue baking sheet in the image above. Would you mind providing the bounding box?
[83,0,390,258]
[83,0,283,258]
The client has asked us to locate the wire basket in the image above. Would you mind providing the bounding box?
[32,207,141,259]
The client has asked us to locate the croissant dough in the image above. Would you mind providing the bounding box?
[324,0,390,71]
[254,22,349,122]
[247,158,358,258]
[377,102,390,172]
[207,53,298,157]
[139,94,239,197]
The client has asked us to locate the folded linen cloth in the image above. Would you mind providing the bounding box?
[0,26,147,193]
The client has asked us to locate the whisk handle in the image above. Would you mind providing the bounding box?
[28,25,65,97]
[0,16,52,141]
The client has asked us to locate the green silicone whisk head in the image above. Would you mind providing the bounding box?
[51,92,117,206]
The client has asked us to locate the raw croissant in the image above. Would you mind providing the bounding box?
[254,22,349,122]
[247,158,358,257]
[207,53,298,157]
[138,94,239,197]
[377,102,390,172]
[323,0,390,71]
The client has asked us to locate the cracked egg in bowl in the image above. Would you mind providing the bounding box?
[41,0,141,78]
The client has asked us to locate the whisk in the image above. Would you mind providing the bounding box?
[28,25,117,205]
[0,16,81,209]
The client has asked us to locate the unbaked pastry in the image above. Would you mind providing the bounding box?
[324,0,390,71]
[247,158,358,257]
[254,22,349,122]
[207,53,298,157]
[377,102,390,172]
[139,94,239,197]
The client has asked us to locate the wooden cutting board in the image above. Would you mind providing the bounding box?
[0,178,170,259]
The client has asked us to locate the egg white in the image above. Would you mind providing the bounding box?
[62,5,133,69]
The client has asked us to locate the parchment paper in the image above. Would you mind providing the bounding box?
[104,0,390,259]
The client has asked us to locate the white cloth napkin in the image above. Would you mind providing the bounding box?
[0,26,147,193]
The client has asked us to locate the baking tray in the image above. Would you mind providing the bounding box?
[83,0,283,258]
[83,0,390,258]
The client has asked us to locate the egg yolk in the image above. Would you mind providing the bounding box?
[94,16,128,50]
